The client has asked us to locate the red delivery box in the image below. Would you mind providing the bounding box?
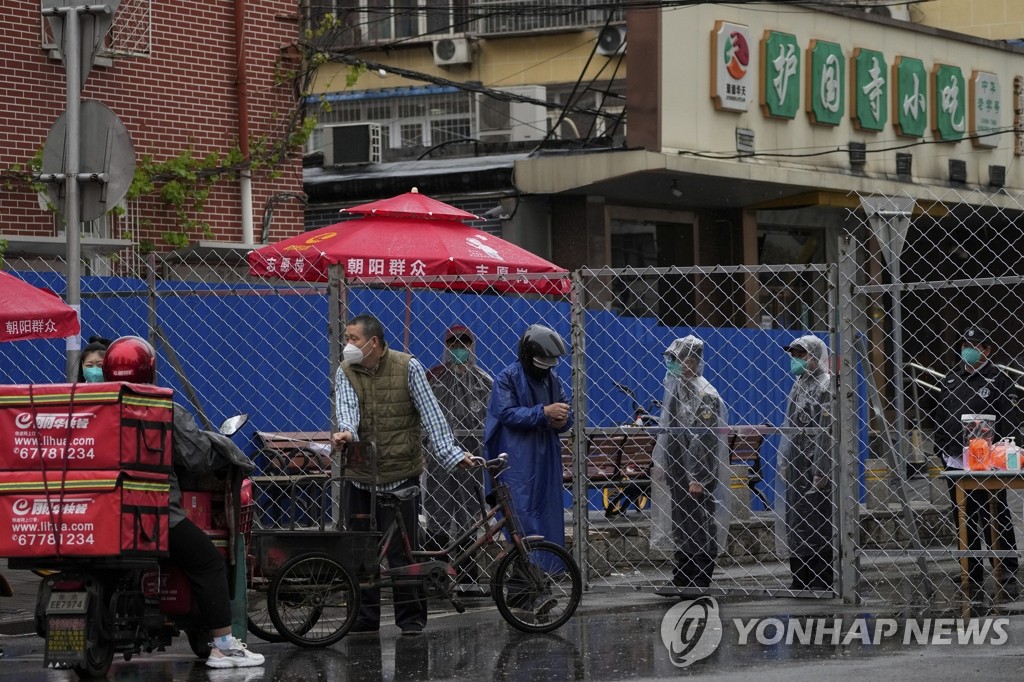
[0,469,170,559]
[0,382,174,472]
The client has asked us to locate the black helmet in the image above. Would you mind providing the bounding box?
[518,324,566,375]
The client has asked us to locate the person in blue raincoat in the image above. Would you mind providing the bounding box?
[484,324,572,546]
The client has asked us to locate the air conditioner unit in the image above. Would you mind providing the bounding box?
[477,86,548,143]
[433,38,472,67]
[508,85,548,142]
[596,25,626,57]
[323,123,382,166]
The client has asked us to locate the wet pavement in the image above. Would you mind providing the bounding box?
[3,585,1024,681]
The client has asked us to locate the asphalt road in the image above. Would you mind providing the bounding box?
[2,592,1024,681]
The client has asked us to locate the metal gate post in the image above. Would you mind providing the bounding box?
[836,225,863,604]
[570,271,591,587]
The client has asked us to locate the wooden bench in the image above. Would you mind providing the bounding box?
[251,431,335,529]
[561,432,656,517]
[560,428,768,515]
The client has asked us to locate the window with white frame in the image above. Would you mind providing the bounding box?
[310,90,475,153]
[308,0,471,44]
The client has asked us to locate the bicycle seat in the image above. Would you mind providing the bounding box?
[380,486,420,502]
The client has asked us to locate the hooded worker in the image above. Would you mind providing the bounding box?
[776,334,835,591]
[423,324,493,590]
[650,335,730,590]
[484,324,572,546]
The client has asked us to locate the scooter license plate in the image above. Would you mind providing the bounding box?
[46,591,88,614]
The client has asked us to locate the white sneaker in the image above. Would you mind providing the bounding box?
[205,638,266,669]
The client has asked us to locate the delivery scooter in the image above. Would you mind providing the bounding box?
[11,414,253,679]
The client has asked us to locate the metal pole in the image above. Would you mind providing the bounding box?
[836,225,862,604]
[569,271,590,587]
[63,7,83,382]
[887,225,910,470]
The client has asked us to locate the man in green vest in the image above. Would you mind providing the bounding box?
[331,314,475,636]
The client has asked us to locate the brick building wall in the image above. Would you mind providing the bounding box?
[0,0,305,251]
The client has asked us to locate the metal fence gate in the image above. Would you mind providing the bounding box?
[3,186,1023,607]
[839,190,1024,608]
[569,263,838,596]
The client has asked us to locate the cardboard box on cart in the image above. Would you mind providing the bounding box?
[0,382,174,472]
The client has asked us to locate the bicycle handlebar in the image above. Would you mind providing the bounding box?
[470,454,508,470]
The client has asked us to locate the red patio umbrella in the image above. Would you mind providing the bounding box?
[0,271,81,342]
[247,190,569,295]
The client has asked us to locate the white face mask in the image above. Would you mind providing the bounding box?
[343,340,368,364]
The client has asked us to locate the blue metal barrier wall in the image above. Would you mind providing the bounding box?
[0,271,869,505]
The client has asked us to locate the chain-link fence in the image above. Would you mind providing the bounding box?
[839,190,1024,609]
[570,264,836,597]
[3,187,1023,608]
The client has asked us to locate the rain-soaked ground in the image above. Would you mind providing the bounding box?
[3,584,1024,682]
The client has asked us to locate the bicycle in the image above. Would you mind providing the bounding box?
[265,453,583,647]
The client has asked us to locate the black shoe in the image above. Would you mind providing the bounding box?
[400,625,424,637]
[349,622,380,635]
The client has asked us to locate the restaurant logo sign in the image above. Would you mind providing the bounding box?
[718,18,1007,152]
[711,21,754,112]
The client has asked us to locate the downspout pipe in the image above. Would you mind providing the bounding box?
[236,0,254,245]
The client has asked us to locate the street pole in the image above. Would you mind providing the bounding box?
[63,6,83,382]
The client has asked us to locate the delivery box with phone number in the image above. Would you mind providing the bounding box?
[0,382,174,472]
[0,469,170,558]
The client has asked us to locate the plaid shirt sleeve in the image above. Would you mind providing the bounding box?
[333,365,360,440]
[408,357,464,472]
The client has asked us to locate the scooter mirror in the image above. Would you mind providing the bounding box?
[219,414,249,436]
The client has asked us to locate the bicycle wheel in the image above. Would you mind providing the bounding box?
[493,540,581,633]
[267,552,359,647]
[247,584,286,643]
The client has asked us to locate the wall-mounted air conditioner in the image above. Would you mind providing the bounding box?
[477,85,548,143]
[433,38,473,67]
[596,25,626,57]
[323,123,382,166]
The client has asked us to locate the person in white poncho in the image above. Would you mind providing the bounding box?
[650,335,730,590]
[777,335,835,591]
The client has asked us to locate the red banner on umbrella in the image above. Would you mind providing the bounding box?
[0,271,80,342]
[248,191,569,295]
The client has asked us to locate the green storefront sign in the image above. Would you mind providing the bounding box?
[894,56,927,138]
[762,31,800,119]
[808,40,844,125]
[933,63,966,141]
[852,48,887,132]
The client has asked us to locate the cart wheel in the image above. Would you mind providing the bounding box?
[493,540,581,634]
[186,628,212,659]
[247,585,286,643]
[268,552,359,648]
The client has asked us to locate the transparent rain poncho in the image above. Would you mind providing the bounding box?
[774,334,835,560]
[650,336,731,559]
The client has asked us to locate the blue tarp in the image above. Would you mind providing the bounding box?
[0,272,872,508]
